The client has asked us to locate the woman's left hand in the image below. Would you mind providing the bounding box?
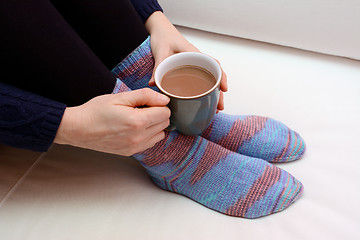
[145,11,228,112]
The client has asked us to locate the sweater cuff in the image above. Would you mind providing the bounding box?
[133,0,163,23]
[0,82,67,152]
[35,103,66,152]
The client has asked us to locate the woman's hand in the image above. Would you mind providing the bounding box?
[54,88,170,156]
[145,11,228,112]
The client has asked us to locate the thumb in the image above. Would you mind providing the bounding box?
[117,88,170,107]
[149,50,172,86]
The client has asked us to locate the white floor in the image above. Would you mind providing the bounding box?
[1,26,360,240]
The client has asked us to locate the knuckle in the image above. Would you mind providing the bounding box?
[140,87,152,97]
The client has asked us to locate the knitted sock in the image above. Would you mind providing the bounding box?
[134,131,303,218]
[111,36,306,163]
[201,113,306,163]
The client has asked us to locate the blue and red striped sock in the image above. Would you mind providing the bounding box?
[201,114,306,163]
[134,131,303,218]
[111,36,306,163]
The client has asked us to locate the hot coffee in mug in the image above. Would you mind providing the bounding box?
[160,65,217,97]
[155,52,222,135]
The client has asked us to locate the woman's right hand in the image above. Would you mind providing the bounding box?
[54,88,171,156]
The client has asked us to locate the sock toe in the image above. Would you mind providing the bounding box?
[224,161,304,218]
[271,127,306,163]
[245,171,303,218]
[203,114,307,163]
[237,118,307,163]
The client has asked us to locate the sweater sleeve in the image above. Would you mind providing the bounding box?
[0,82,66,152]
[130,0,163,22]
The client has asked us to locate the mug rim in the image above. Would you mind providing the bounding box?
[155,52,222,100]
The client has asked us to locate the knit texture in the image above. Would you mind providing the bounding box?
[111,36,157,92]
[134,131,303,218]
[112,36,306,162]
[0,82,66,152]
[201,114,306,162]
[130,0,163,22]
[111,37,304,218]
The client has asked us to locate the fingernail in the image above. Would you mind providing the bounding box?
[160,94,170,102]
[148,79,155,86]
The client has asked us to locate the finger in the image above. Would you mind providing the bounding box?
[118,88,170,107]
[145,118,170,134]
[149,41,200,86]
[212,59,228,92]
[122,119,168,155]
[220,69,228,92]
[205,56,228,92]
[138,130,166,153]
[132,119,169,154]
[149,49,173,86]
[217,91,225,112]
[148,78,156,86]
[137,105,171,127]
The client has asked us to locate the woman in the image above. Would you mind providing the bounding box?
[0,0,305,218]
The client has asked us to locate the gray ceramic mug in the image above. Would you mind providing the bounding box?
[154,52,222,135]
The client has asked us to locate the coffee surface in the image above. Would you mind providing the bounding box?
[161,65,216,97]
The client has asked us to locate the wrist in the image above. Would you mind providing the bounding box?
[145,11,173,35]
[54,107,78,146]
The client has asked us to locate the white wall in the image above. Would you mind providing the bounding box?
[159,0,360,60]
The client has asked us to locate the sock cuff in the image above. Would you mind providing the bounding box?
[111,36,158,92]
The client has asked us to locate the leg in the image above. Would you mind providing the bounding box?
[49,0,148,69]
[1,0,118,106]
